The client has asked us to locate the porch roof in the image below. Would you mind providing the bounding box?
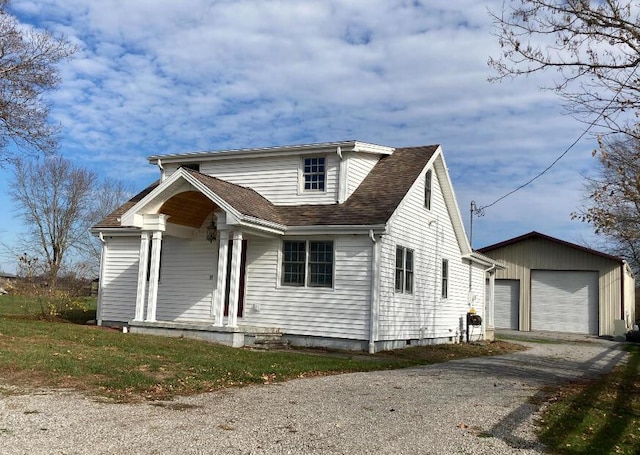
[94,145,439,230]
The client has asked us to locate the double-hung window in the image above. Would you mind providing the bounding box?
[395,246,414,294]
[282,240,333,287]
[303,157,326,191]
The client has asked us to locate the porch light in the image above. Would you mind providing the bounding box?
[206,219,217,243]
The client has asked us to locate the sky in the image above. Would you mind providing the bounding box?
[0,0,618,273]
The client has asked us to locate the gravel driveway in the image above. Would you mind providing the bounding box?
[0,335,628,454]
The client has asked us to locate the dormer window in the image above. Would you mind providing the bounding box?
[303,157,326,191]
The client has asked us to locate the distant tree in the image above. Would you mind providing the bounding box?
[83,178,131,273]
[489,0,640,137]
[0,0,76,162]
[572,135,640,273]
[9,156,128,284]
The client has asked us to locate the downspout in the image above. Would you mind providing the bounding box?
[96,232,107,326]
[368,229,380,354]
[157,158,166,182]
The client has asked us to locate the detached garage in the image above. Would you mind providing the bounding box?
[479,232,635,337]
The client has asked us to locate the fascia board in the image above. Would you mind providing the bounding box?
[284,224,387,235]
[435,150,472,256]
[148,141,395,164]
[120,169,187,226]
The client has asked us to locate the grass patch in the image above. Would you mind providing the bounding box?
[538,344,640,455]
[0,295,523,401]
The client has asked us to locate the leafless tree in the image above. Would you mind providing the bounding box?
[82,178,131,272]
[0,0,76,162]
[10,156,96,284]
[489,0,640,137]
[572,135,640,272]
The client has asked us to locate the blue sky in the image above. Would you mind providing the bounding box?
[0,0,615,272]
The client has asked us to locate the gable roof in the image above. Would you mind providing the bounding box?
[94,144,443,232]
[478,231,624,263]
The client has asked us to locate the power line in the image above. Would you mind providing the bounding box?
[475,66,638,215]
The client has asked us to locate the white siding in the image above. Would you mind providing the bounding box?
[156,233,217,322]
[166,153,340,205]
[378,166,482,341]
[100,236,140,322]
[346,152,379,199]
[240,235,372,340]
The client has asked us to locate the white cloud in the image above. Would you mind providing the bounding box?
[0,0,610,259]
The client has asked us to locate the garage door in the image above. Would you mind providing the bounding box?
[494,279,519,329]
[531,270,599,334]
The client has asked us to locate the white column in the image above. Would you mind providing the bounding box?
[145,231,163,322]
[213,230,229,326]
[134,232,150,322]
[226,231,243,328]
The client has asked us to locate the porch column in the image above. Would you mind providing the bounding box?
[226,231,243,328]
[213,230,229,326]
[134,232,150,321]
[146,231,163,322]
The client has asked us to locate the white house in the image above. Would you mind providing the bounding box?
[93,141,499,352]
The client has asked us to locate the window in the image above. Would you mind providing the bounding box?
[303,157,326,191]
[441,259,449,298]
[425,169,432,210]
[282,240,333,287]
[395,246,414,294]
[282,241,306,286]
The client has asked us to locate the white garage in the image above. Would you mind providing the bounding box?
[530,270,599,334]
[494,279,519,330]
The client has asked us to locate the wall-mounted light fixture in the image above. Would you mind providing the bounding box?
[206,219,217,243]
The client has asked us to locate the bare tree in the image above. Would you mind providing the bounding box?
[489,0,640,137]
[572,135,640,272]
[0,0,76,161]
[10,156,96,284]
[82,178,131,273]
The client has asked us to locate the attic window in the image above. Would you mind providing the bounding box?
[181,163,200,172]
[303,157,326,191]
[425,169,432,210]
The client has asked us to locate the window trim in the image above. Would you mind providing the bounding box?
[281,239,334,288]
[441,258,449,299]
[299,156,327,193]
[395,245,414,294]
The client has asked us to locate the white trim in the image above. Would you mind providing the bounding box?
[337,147,349,203]
[284,224,387,235]
[369,231,381,353]
[148,140,395,164]
[96,233,107,326]
[280,238,335,289]
[226,231,243,328]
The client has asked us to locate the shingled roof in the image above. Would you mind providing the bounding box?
[93,145,439,230]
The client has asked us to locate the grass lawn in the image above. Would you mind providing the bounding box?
[0,294,523,402]
[536,344,640,455]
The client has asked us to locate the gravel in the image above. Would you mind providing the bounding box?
[0,334,628,455]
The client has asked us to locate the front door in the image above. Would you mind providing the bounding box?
[224,239,247,317]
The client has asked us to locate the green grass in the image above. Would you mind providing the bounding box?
[0,294,522,401]
[538,344,640,455]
